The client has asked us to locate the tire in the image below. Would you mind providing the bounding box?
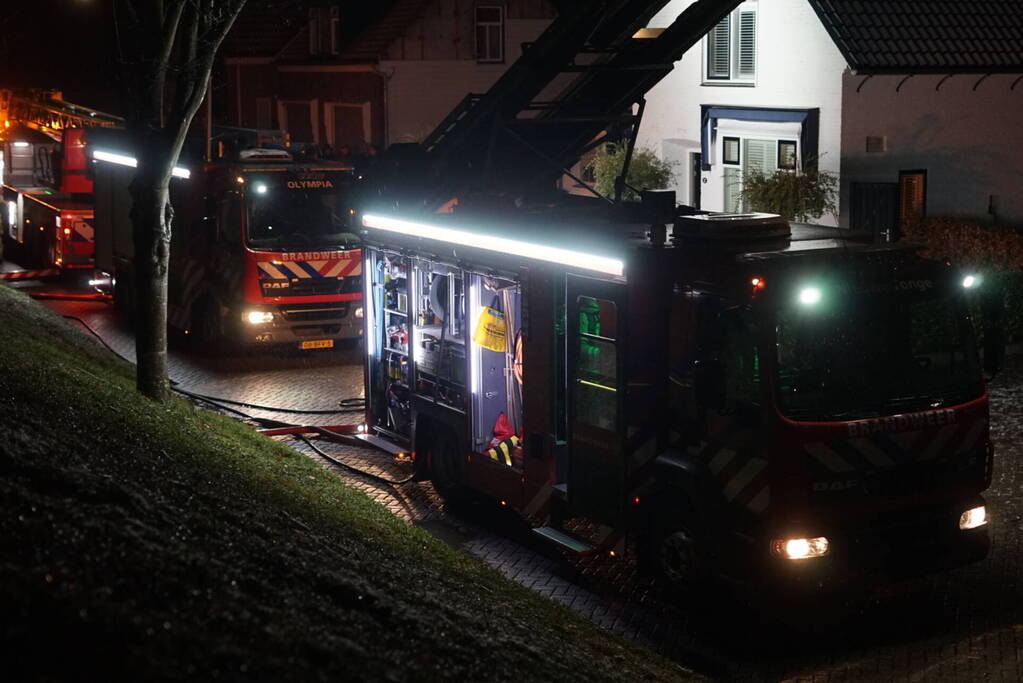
[113,271,135,322]
[191,296,224,355]
[427,426,469,502]
[650,504,709,593]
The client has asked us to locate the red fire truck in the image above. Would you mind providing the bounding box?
[1,88,121,278]
[349,0,992,591]
[92,146,363,350]
[359,207,990,590]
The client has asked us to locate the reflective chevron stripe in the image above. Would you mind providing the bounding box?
[70,216,94,243]
[806,416,987,473]
[487,435,520,467]
[257,255,362,280]
[0,269,59,280]
[689,426,771,516]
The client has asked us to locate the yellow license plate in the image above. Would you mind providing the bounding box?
[300,339,334,350]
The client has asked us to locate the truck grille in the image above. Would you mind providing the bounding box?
[279,304,349,322]
[287,277,347,296]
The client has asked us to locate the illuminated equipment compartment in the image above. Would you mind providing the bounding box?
[365,248,523,462]
[366,249,412,442]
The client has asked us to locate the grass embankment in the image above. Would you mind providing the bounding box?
[0,284,697,682]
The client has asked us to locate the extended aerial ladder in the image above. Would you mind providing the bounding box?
[389,0,741,213]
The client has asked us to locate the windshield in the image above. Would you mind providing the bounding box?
[775,291,983,420]
[246,187,358,251]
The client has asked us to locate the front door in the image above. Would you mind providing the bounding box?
[566,275,625,525]
[690,152,702,209]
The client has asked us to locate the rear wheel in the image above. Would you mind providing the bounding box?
[427,427,469,502]
[113,270,135,322]
[191,296,224,355]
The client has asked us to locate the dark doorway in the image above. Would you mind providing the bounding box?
[850,182,899,241]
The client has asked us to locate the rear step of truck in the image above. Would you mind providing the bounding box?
[354,433,408,456]
[532,526,596,555]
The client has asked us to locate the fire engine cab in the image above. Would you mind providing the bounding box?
[92,146,363,350]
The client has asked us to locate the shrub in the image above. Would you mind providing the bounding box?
[903,217,1023,344]
[738,166,838,222]
[585,143,675,201]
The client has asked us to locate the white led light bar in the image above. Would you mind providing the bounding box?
[92,149,191,179]
[363,213,624,277]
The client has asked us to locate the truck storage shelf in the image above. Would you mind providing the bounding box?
[384,347,408,356]
[383,308,407,316]
[417,325,465,344]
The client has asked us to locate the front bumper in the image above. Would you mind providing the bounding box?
[229,301,363,346]
[725,498,991,595]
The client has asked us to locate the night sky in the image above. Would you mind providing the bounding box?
[1,0,120,113]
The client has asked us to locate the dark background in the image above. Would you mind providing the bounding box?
[1,0,119,113]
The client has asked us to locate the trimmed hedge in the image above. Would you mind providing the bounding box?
[903,217,1023,343]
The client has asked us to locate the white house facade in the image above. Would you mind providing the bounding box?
[638,0,1023,232]
[378,1,556,144]
[639,0,847,225]
[841,73,1023,231]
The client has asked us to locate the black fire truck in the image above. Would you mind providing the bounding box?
[351,0,992,591]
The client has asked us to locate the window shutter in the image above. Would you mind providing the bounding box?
[742,139,776,212]
[737,10,757,79]
[707,16,731,79]
[723,167,742,212]
[744,139,777,175]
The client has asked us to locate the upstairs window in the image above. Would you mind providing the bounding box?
[475,4,504,63]
[309,6,340,56]
[705,2,757,85]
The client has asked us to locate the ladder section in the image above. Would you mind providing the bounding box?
[414,0,742,210]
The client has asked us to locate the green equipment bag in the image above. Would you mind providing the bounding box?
[473,295,507,352]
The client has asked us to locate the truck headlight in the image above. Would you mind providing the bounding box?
[772,536,830,560]
[354,306,364,319]
[244,310,274,324]
[959,506,987,530]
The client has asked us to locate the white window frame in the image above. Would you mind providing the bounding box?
[475,4,505,64]
[703,1,757,86]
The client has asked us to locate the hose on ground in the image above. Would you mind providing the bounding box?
[61,314,365,416]
[59,313,406,486]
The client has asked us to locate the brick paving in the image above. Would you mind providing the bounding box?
[31,286,1023,682]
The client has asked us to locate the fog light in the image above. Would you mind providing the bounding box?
[959,506,987,530]
[773,536,829,560]
[245,310,273,324]
[354,306,364,319]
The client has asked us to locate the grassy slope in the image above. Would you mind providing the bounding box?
[0,284,697,683]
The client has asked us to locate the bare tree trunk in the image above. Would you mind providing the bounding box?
[113,0,248,400]
[130,170,173,401]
